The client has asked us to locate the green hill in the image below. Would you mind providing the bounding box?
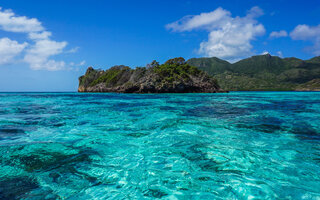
[187,57,231,75]
[187,54,320,91]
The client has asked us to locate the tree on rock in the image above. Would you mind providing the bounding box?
[165,57,186,65]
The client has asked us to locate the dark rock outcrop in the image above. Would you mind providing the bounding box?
[78,58,225,93]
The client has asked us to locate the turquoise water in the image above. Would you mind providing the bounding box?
[0,92,320,199]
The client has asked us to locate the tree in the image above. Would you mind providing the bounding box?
[164,57,186,65]
[146,60,159,69]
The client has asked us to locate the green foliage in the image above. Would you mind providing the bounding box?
[146,60,159,69]
[154,61,202,83]
[296,79,320,90]
[164,57,186,65]
[81,65,132,87]
[307,56,320,63]
[231,54,285,74]
[79,57,219,92]
[188,54,320,91]
[90,69,121,86]
[213,72,296,91]
[283,57,304,67]
[79,67,100,86]
[187,57,231,75]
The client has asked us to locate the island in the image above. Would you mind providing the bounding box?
[78,57,225,93]
[187,54,320,91]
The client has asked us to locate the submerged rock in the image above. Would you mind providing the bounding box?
[0,177,39,199]
[78,57,226,93]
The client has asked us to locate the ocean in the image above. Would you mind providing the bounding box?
[0,92,320,199]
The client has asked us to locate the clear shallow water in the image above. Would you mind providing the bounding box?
[0,92,320,199]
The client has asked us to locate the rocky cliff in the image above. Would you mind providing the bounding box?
[78,58,225,93]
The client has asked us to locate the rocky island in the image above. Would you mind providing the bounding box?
[78,57,225,93]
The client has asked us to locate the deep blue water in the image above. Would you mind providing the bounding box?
[0,92,320,199]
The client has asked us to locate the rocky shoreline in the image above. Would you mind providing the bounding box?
[78,58,226,93]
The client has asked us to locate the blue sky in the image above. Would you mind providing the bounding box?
[0,0,319,91]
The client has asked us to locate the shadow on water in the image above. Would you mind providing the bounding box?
[170,141,240,175]
[14,104,61,115]
[0,177,40,200]
[247,99,319,114]
[0,127,26,140]
[0,143,102,199]
[4,143,96,171]
[289,122,320,140]
[0,93,320,198]
[233,116,286,133]
[232,115,320,140]
[183,104,251,119]
[143,188,168,198]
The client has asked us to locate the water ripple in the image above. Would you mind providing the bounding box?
[0,92,319,199]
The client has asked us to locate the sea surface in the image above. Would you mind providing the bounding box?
[0,92,320,199]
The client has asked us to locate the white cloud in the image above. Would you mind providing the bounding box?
[166,7,231,32]
[28,31,52,40]
[277,51,283,57]
[261,50,283,57]
[28,59,66,71]
[0,37,27,64]
[0,7,81,70]
[290,24,320,40]
[27,40,67,56]
[79,60,86,66]
[24,39,67,70]
[70,60,86,67]
[0,7,44,33]
[166,6,265,62]
[290,24,320,55]
[66,46,80,53]
[269,30,288,38]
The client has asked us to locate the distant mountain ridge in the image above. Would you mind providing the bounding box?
[187,54,320,91]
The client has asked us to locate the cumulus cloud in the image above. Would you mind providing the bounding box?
[0,37,27,64]
[166,6,265,62]
[28,31,52,40]
[269,30,288,38]
[24,39,67,70]
[0,7,80,70]
[166,7,231,32]
[290,24,320,55]
[0,7,44,33]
